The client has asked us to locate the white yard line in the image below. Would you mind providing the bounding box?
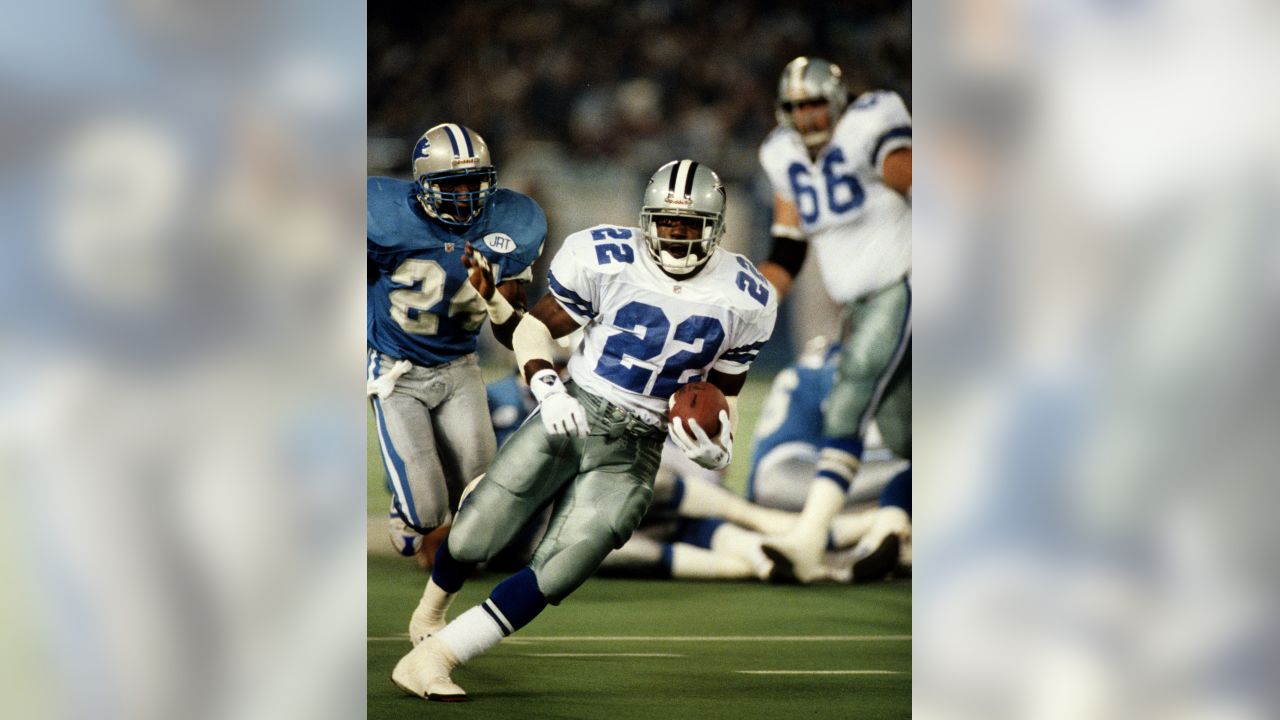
[522,653,685,658]
[736,670,904,675]
[369,634,910,642]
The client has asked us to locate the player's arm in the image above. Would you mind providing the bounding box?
[463,243,530,349]
[707,368,746,426]
[510,294,589,437]
[883,147,912,198]
[757,193,807,300]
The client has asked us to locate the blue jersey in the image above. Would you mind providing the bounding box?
[486,372,534,448]
[367,178,547,366]
[745,347,838,494]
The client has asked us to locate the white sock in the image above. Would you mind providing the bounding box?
[435,605,507,664]
[669,543,754,579]
[417,577,455,625]
[708,523,771,578]
[677,476,797,536]
[785,477,849,551]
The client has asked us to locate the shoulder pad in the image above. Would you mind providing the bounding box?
[472,189,548,276]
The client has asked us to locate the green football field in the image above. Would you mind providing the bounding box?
[367,370,911,717]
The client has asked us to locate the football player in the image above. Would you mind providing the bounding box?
[747,337,912,582]
[755,57,912,583]
[367,123,545,558]
[392,160,777,701]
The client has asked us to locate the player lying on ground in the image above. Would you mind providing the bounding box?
[391,160,777,701]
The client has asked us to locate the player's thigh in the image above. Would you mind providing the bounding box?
[371,392,449,529]
[838,281,911,382]
[431,362,498,498]
[448,418,579,563]
[826,283,911,436]
[531,465,658,602]
[874,354,912,459]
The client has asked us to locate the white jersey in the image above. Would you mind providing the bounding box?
[548,224,778,427]
[759,90,912,302]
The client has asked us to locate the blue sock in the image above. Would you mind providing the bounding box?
[880,467,912,517]
[658,544,675,579]
[431,540,476,593]
[486,567,549,634]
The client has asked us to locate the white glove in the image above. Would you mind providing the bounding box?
[530,369,590,438]
[366,359,412,400]
[670,410,733,470]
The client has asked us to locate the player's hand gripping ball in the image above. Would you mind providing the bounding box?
[667,381,728,436]
[668,382,733,471]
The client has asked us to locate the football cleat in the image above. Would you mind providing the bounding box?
[762,536,838,584]
[388,503,423,557]
[391,636,468,702]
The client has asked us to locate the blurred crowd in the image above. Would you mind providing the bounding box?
[368,0,910,182]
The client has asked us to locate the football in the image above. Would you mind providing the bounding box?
[668,381,728,437]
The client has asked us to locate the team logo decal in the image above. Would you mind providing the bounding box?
[483,232,516,254]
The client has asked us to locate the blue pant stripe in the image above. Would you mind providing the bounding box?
[371,395,419,529]
[857,280,912,438]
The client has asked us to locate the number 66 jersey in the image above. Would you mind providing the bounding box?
[548,224,777,427]
[759,90,912,304]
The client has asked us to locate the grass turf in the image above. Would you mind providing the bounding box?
[368,554,911,719]
[367,369,910,717]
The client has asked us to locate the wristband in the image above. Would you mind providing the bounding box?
[528,368,566,403]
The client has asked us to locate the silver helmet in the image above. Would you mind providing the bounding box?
[775,57,848,149]
[411,123,496,226]
[639,160,726,276]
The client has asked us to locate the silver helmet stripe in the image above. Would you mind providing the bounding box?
[788,58,809,99]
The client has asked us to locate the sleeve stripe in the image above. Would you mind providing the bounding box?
[547,271,596,318]
[871,126,912,167]
[725,340,766,354]
[720,351,760,363]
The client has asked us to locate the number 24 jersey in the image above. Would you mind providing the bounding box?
[548,224,777,427]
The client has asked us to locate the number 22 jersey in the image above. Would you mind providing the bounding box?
[548,224,777,427]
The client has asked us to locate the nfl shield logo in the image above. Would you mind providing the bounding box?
[444,242,455,252]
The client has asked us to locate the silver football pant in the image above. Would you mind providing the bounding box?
[368,350,496,533]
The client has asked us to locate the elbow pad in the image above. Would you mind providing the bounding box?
[512,313,558,374]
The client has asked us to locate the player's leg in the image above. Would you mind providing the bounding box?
[429,355,498,510]
[369,373,451,535]
[409,416,580,646]
[399,434,663,699]
[764,279,911,583]
[827,466,912,583]
[667,473,797,536]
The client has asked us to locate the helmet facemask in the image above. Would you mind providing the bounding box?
[640,210,723,276]
[417,167,496,226]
